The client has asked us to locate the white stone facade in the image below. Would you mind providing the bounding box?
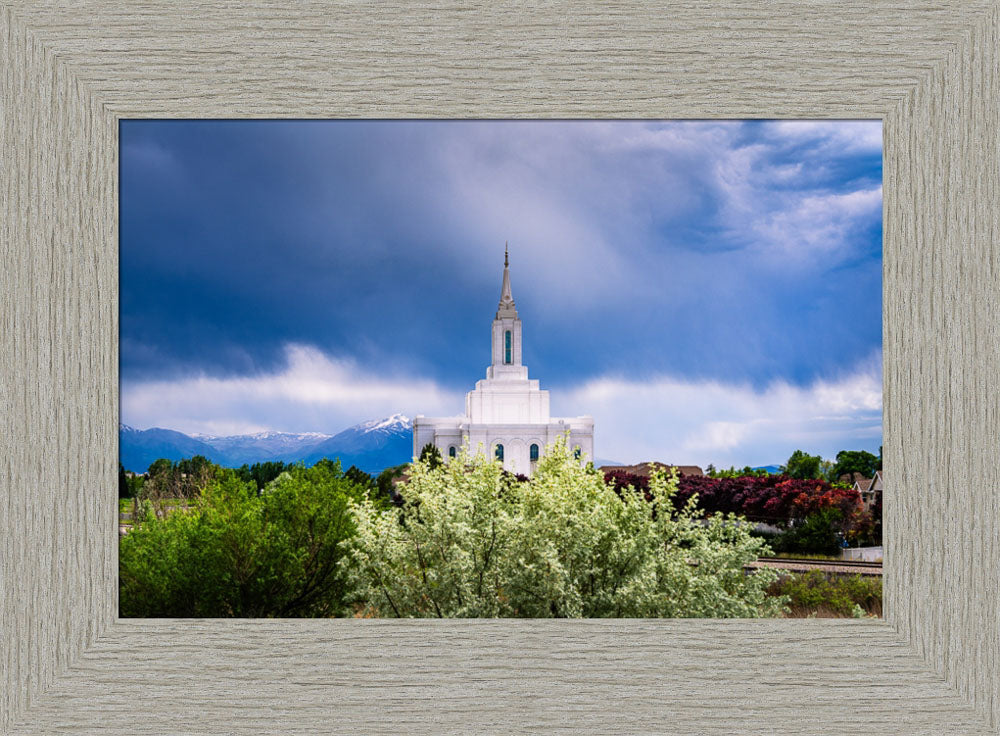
[413,247,594,476]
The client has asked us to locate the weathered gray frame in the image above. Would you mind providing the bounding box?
[3,2,999,733]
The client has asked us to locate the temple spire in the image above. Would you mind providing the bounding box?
[497,242,516,317]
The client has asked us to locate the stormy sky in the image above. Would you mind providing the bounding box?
[120,119,882,467]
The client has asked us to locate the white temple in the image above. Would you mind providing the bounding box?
[413,246,594,476]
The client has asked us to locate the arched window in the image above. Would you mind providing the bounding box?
[530,444,539,461]
[495,444,504,461]
[448,446,456,459]
[504,330,512,364]
[573,445,582,460]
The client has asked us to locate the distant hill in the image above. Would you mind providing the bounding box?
[119,425,220,473]
[752,465,783,475]
[120,414,414,474]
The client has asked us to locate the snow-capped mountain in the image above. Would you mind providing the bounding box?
[192,430,333,466]
[302,414,412,472]
[119,416,414,475]
[355,413,410,433]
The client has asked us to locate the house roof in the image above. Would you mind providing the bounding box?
[839,471,870,486]
[853,470,883,493]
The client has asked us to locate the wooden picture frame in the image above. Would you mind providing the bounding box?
[3,3,998,733]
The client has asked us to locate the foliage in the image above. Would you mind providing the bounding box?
[606,470,865,532]
[375,463,408,505]
[235,460,291,492]
[418,443,444,469]
[770,509,844,555]
[769,570,882,617]
[830,450,880,482]
[119,461,368,617]
[345,439,785,618]
[343,464,374,489]
[818,459,836,483]
[780,449,824,480]
[707,465,769,479]
[118,464,130,499]
[146,457,173,477]
[126,474,145,498]
[142,455,219,504]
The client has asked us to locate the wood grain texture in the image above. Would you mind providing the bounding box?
[1,4,119,733]
[2,2,999,733]
[883,3,1000,729]
[7,620,1000,736]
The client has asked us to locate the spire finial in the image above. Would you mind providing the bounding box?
[497,241,516,316]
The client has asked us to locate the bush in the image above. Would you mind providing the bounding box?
[770,570,881,617]
[345,438,786,618]
[606,468,870,543]
[771,508,844,555]
[119,461,368,617]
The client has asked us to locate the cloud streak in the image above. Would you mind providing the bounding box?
[121,344,464,437]
[556,352,882,466]
[123,343,881,467]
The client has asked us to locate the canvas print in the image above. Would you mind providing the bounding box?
[119,120,883,618]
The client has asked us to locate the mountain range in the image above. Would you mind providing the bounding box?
[120,414,414,475]
[120,415,751,477]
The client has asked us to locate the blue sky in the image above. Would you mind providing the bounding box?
[120,120,882,467]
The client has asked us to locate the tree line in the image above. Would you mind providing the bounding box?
[120,440,788,618]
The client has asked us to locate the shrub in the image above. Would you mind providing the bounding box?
[607,469,869,542]
[772,508,844,555]
[345,438,785,618]
[769,570,881,617]
[119,461,368,617]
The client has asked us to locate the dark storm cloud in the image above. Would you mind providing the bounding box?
[121,119,882,463]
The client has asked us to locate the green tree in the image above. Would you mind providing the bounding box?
[345,438,785,618]
[119,462,368,617]
[418,442,443,469]
[146,457,173,477]
[708,465,768,479]
[344,465,374,490]
[781,450,824,480]
[142,455,219,504]
[831,450,879,481]
[126,473,145,498]
[118,463,130,499]
[773,508,845,555]
[237,460,291,492]
[375,463,408,504]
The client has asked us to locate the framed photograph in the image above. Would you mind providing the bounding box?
[4,3,998,733]
[116,118,884,622]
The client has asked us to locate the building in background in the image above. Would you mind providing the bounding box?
[413,246,594,476]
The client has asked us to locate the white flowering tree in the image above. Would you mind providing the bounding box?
[344,438,785,618]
